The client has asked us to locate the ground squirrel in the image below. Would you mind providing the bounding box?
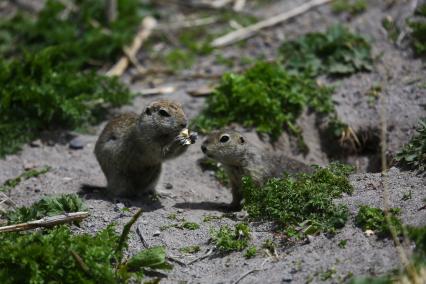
[95,99,197,197]
[201,130,313,209]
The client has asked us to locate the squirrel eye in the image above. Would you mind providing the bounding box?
[219,135,230,143]
[159,109,171,117]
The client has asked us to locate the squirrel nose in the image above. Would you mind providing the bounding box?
[180,123,187,128]
[201,145,207,154]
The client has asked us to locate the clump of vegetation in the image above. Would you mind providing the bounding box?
[279,25,373,77]
[2,194,85,224]
[396,119,426,172]
[179,245,201,254]
[0,49,132,157]
[0,0,148,157]
[331,0,367,16]
[0,0,149,63]
[244,246,257,259]
[408,4,426,57]
[181,222,200,230]
[0,199,171,283]
[354,206,403,238]
[211,223,251,253]
[0,166,50,192]
[0,225,171,283]
[242,163,354,237]
[193,62,334,140]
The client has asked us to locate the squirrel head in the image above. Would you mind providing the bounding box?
[201,130,248,166]
[139,100,188,137]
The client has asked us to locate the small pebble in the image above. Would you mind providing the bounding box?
[30,139,42,147]
[34,188,40,193]
[177,209,184,213]
[69,137,85,150]
[165,183,173,190]
[153,230,161,236]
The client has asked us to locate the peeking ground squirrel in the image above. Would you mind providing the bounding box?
[201,130,313,209]
[95,99,197,197]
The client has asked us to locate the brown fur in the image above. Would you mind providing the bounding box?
[201,130,313,209]
[95,100,195,197]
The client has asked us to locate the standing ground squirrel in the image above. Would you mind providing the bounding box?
[201,130,313,209]
[95,99,197,197]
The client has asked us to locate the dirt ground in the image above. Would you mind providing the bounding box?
[1,0,425,283]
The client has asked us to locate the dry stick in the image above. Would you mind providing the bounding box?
[139,86,176,96]
[233,0,246,11]
[187,248,214,265]
[106,17,157,77]
[136,225,149,249]
[106,0,117,23]
[232,269,262,284]
[0,212,89,233]
[211,0,333,47]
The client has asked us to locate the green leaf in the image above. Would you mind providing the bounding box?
[126,246,173,271]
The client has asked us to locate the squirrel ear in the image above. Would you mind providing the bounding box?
[145,107,152,115]
[239,137,245,144]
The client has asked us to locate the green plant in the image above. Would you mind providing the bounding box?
[396,119,426,172]
[0,207,171,283]
[181,222,200,230]
[0,166,50,192]
[244,246,257,259]
[203,214,223,222]
[408,4,426,57]
[211,223,251,253]
[331,0,367,15]
[192,62,334,140]
[0,47,132,157]
[0,0,149,64]
[354,206,403,238]
[338,239,348,248]
[320,268,336,281]
[279,25,373,77]
[3,194,85,224]
[179,245,201,254]
[242,163,353,237]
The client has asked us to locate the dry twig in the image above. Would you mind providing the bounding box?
[211,0,333,47]
[139,86,176,96]
[0,212,89,233]
[107,17,157,77]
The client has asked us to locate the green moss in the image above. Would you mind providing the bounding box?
[279,25,373,77]
[396,119,426,172]
[0,0,150,64]
[181,222,200,230]
[179,245,201,254]
[354,206,403,238]
[0,47,132,157]
[192,62,334,140]
[0,205,171,283]
[331,0,367,15]
[0,166,50,192]
[211,223,251,253]
[242,163,353,237]
[408,4,426,57]
[244,246,257,259]
[3,194,85,224]
[338,239,348,248]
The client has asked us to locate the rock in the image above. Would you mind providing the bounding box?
[69,137,85,150]
[30,139,42,147]
[365,229,375,237]
[153,230,161,236]
[165,183,173,190]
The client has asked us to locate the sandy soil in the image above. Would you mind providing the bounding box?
[0,0,425,283]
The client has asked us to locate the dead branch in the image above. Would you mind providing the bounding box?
[106,0,117,23]
[0,212,89,233]
[139,86,175,96]
[106,16,157,77]
[233,0,246,11]
[187,248,214,265]
[211,0,333,47]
